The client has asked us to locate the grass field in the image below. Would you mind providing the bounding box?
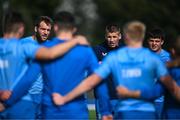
[89,110,96,120]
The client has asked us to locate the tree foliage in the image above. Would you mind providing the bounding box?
[0,0,180,48]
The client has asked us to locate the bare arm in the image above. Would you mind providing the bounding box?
[0,91,11,112]
[0,90,11,101]
[116,86,140,99]
[116,76,180,101]
[35,35,89,60]
[0,102,5,112]
[116,83,165,101]
[160,75,180,101]
[52,73,102,105]
[102,115,113,120]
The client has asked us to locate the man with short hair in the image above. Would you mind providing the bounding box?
[33,16,53,43]
[118,36,180,119]
[93,24,123,119]
[20,16,53,119]
[147,28,171,119]
[148,28,170,62]
[0,11,89,119]
[2,11,98,119]
[50,21,180,119]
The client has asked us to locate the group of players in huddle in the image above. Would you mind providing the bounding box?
[0,10,180,120]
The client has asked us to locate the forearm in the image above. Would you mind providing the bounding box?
[0,91,2,96]
[102,115,113,120]
[125,84,164,101]
[35,40,78,60]
[0,91,3,100]
[64,74,102,103]
[0,102,5,112]
[116,83,164,100]
[0,90,11,101]
[5,62,41,106]
[116,86,140,99]
[128,91,141,99]
[161,75,180,101]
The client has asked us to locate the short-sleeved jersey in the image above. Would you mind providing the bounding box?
[20,36,43,96]
[154,49,171,103]
[6,38,99,114]
[95,46,168,111]
[0,37,40,91]
[158,49,171,62]
[41,38,98,106]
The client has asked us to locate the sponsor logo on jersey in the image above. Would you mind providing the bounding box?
[121,68,142,78]
[0,59,9,68]
[102,52,107,56]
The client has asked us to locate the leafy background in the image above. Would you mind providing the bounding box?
[1,0,180,48]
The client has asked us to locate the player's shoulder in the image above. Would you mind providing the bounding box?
[146,48,163,62]
[161,49,170,54]
[75,45,93,53]
[20,36,33,42]
[19,36,40,49]
[0,38,19,49]
[104,47,124,59]
[160,49,170,57]
[41,40,52,46]
[115,46,130,55]
[41,37,59,47]
[1,37,18,43]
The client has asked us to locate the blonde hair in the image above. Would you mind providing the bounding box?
[123,21,146,41]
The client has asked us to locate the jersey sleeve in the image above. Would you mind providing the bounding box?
[161,50,171,62]
[94,53,114,80]
[164,53,171,62]
[154,55,169,79]
[20,40,42,59]
[4,61,42,107]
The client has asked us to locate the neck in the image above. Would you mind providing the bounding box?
[3,33,18,39]
[156,49,162,54]
[127,40,142,48]
[56,31,73,41]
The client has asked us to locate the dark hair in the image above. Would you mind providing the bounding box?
[105,24,121,33]
[147,28,165,40]
[54,11,75,31]
[34,16,53,27]
[3,11,24,34]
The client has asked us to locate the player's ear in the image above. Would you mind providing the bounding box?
[119,33,122,39]
[161,40,164,45]
[54,24,58,33]
[34,26,37,32]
